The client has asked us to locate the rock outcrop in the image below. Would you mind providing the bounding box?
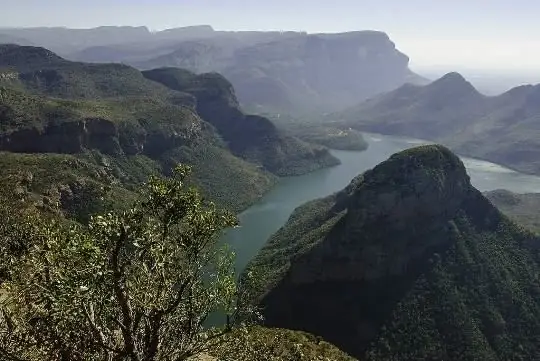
[247,145,540,360]
[0,116,202,157]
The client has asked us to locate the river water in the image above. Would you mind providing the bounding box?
[222,133,540,273]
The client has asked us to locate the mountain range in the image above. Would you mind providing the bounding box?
[246,145,540,360]
[0,26,425,114]
[4,26,540,361]
[334,72,540,175]
[0,44,337,218]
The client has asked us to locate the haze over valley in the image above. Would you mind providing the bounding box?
[2,2,540,360]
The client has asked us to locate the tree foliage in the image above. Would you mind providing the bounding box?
[0,165,243,361]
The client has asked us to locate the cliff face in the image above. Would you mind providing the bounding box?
[130,31,425,113]
[0,45,280,213]
[142,67,339,175]
[226,31,420,112]
[284,146,474,284]
[0,115,202,157]
[247,145,540,360]
[0,118,123,154]
[0,45,339,178]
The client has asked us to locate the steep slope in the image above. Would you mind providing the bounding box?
[0,45,278,212]
[225,31,423,112]
[336,72,540,174]
[246,145,540,360]
[142,67,339,175]
[452,84,540,173]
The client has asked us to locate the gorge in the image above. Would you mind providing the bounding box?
[224,133,540,273]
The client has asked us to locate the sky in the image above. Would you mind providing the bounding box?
[2,0,540,72]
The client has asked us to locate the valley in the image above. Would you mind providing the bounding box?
[223,133,540,274]
[2,16,540,361]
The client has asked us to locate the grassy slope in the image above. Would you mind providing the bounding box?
[0,87,274,214]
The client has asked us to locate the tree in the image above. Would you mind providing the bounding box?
[0,165,243,361]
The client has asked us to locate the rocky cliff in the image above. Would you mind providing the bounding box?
[246,145,540,360]
[225,31,423,112]
[0,84,276,213]
[142,67,339,175]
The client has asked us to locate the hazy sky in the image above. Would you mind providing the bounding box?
[3,0,540,72]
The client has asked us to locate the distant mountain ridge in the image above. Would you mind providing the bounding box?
[334,72,540,174]
[134,31,425,113]
[0,25,298,57]
[246,145,540,360]
[0,26,214,54]
[0,26,425,113]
